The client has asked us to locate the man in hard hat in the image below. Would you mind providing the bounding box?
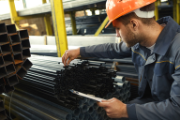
[62,0,180,119]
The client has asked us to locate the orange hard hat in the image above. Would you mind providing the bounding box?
[105,0,156,28]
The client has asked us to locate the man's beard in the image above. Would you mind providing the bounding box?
[123,30,139,48]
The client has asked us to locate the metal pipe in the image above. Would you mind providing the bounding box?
[87,106,94,114]
[113,82,125,88]
[15,88,80,116]
[113,76,125,83]
[6,91,72,120]
[0,100,4,112]
[82,104,88,113]
[79,112,85,120]
[87,99,95,106]
[0,110,7,120]
[3,94,70,120]
[4,105,33,120]
[5,74,19,87]
[22,49,31,58]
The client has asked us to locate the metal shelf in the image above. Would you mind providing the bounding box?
[0,0,106,21]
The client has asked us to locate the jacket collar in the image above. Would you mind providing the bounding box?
[133,16,180,56]
[153,16,180,55]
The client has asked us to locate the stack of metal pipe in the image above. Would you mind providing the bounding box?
[1,78,131,120]
[0,99,6,120]
[5,55,131,120]
[113,57,139,100]
[0,23,32,120]
[18,55,116,109]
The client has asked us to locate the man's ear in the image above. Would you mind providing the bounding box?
[116,29,120,37]
[129,19,139,31]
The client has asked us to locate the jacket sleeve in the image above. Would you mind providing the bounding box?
[80,42,132,59]
[127,49,180,120]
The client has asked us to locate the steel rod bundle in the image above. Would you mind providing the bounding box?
[7,55,131,120]
[1,83,131,120]
[0,99,7,120]
[0,23,32,94]
[17,55,116,109]
[0,23,32,120]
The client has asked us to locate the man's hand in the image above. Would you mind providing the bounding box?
[97,98,128,118]
[62,48,80,66]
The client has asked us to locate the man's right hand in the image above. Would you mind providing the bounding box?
[62,48,80,66]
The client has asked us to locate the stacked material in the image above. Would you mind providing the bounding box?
[1,85,131,120]
[115,57,139,100]
[8,55,132,120]
[0,23,32,120]
[86,57,139,100]
[0,99,6,120]
[19,55,116,109]
[65,14,115,35]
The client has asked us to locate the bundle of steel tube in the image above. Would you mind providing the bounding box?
[0,23,32,120]
[112,57,139,100]
[0,23,32,93]
[0,98,7,120]
[17,55,116,109]
[7,55,131,120]
[1,79,131,120]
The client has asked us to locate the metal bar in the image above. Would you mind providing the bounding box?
[0,67,7,79]
[0,34,10,46]
[42,0,47,3]
[44,15,53,35]
[42,0,53,36]
[3,95,60,120]
[1,44,11,56]
[4,85,14,93]
[8,91,72,120]
[113,76,125,83]
[94,16,109,36]
[0,110,7,120]
[5,74,19,86]
[116,71,138,79]
[154,0,160,21]
[9,34,21,45]
[70,11,77,35]
[13,53,23,65]
[174,0,180,24]
[22,59,32,71]
[0,100,5,112]
[5,64,15,75]
[0,56,4,67]
[6,24,17,35]
[0,85,5,94]
[176,0,179,24]
[8,0,20,29]
[21,39,30,50]
[12,44,22,55]
[17,67,27,79]
[4,105,31,120]
[51,0,68,57]
[17,29,29,40]
[0,23,7,34]
[22,49,31,59]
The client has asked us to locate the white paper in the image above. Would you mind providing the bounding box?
[70,89,106,102]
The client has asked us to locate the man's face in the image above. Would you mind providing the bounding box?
[113,20,139,48]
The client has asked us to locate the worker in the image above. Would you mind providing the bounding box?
[62,0,180,119]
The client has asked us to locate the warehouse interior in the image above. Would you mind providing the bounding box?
[0,0,179,120]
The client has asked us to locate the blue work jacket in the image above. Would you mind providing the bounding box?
[80,16,180,120]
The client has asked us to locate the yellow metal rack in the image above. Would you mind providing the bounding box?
[7,0,180,56]
[51,0,68,57]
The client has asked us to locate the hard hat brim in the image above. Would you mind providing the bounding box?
[105,21,112,28]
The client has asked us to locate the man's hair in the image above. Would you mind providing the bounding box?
[117,3,155,25]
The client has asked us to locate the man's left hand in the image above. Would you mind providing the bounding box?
[97,98,128,118]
